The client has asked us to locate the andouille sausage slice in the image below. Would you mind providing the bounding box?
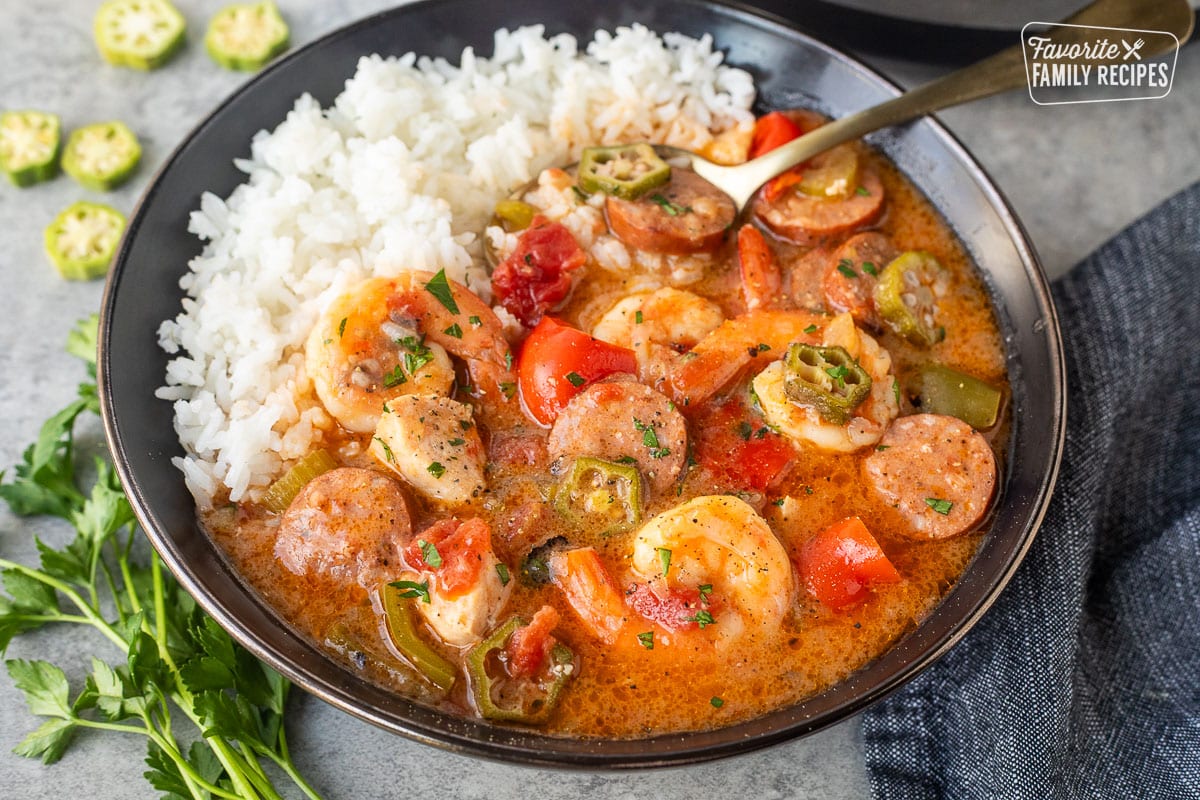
[276,467,411,586]
[605,168,736,255]
[547,380,687,496]
[822,232,899,330]
[861,414,996,540]
[755,167,885,245]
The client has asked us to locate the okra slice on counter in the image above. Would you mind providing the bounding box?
[0,110,61,187]
[44,201,127,281]
[205,1,290,71]
[62,121,142,191]
[94,0,187,70]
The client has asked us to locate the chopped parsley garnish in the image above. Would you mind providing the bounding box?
[499,382,517,400]
[443,323,463,339]
[893,378,902,405]
[855,185,871,196]
[755,426,770,439]
[803,324,819,334]
[468,315,482,327]
[710,696,725,708]
[382,402,391,413]
[862,260,879,276]
[382,364,407,388]
[398,335,434,375]
[649,193,690,216]
[826,364,848,386]
[634,310,643,324]
[757,343,771,352]
[925,497,953,515]
[657,547,672,577]
[876,444,891,451]
[689,610,716,628]
[417,539,443,568]
[505,350,513,370]
[523,253,534,266]
[391,579,431,604]
[495,563,511,586]
[566,371,586,387]
[737,421,753,441]
[698,584,713,602]
[338,317,348,338]
[374,436,395,463]
[836,259,859,279]
[772,498,785,507]
[447,438,466,447]
[637,631,654,650]
[424,268,459,314]
[427,462,446,479]
[634,418,670,458]
[614,455,638,465]
[460,419,473,430]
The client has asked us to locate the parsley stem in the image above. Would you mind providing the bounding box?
[0,558,128,650]
[139,717,242,800]
[98,558,126,626]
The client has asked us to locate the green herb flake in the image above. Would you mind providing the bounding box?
[391,579,432,604]
[876,444,891,451]
[738,421,753,441]
[499,382,517,400]
[338,317,348,338]
[650,193,689,216]
[523,253,534,266]
[856,185,871,197]
[657,547,672,577]
[635,310,644,324]
[826,364,848,386]
[398,335,435,376]
[374,436,395,464]
[710,696,725,708]
[496,563,511,586]
[698,584,713,602]
[443,323,463,339]
[614,455,638,465]
[447,438,466,447]
[468,315,482,327]
[417,539,444,568]
[382,364,407,388]
[772,498,785,507]
[803,324,819,334]
[634,418,670,459]
[837,259,859,279]
[637,631,654,650]
[862,261,879,276]
[427,462,446,479]
[424,268,460,314]
[925,497,953,515]
[566,371,586,387]
[690,610,716,629]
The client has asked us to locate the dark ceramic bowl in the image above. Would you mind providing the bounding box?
[99,0,1065,769]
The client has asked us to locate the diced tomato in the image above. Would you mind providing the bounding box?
[516,316,638,426]
[492,216,586,328]
[796,517,901,611]
[762,168,806,204]
[506,605,560,679]
[549,547,628,645]
[691,397,795,493]
[748,111,803,159]
[626,583,718,632]
[403,517,493,598]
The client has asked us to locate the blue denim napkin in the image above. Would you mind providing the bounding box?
[862,183,1200,799]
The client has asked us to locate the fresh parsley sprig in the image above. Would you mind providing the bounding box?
[0,315,323,800]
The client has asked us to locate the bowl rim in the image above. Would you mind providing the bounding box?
[98,0,1066,769]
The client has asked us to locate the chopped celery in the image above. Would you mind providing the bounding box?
[205,1,290,71]
[43,202,126,281]
[62,121,142,191]
[261,449,337,513]
[94,0,187,70]
[379,584,457,692]
[0,111,61,187]
[916,364,1002,430]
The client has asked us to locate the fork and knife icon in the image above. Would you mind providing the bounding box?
[1122,38,1146,60]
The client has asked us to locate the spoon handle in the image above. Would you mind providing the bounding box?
[704,0,1193,207]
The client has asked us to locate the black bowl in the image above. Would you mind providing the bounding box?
[99,0,1065,769]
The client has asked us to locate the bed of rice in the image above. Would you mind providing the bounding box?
[155,24,756,509]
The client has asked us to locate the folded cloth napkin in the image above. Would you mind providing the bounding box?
[862,182,1200,799]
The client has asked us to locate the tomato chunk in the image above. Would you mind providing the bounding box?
[549,547,628,644]
[403,517,493,598]
[516,316,638,426]
[493,215,586,328]
[506,605,561,679]
[626,583,717,632]
[749,111,803,160]
[692,397,795,492]
[796,517,901,611]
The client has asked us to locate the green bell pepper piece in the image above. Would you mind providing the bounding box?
[578,143,671,200]
[205,1,290,71]
[62,121,142,191]
[874,250,947,347]
[0,111,61,187]
[379,583,457,692]
[783,342,872,425]
[261,449,337,513]
[916,363,1002,429]
[43,202,126,281]
[552,456,643,534]
[467,616,575,724]
[94,0,186,70]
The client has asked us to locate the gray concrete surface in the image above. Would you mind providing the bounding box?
[1,1,1196,797]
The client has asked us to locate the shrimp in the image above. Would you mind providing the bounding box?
[667,309,824,406]
[592,287,725,386]
[306,272,516,433]
[629,495,794,644]
[752,312,900,453]
[370,394,487,506]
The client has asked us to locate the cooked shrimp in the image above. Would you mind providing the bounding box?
[629,495,794,644]
[400,517,511,646]
[306,272,516,432]
[370,394,487,505]
[592,287,724,386]
[275,467,410,588]
[667,309,824,406]
[752,312,900,453]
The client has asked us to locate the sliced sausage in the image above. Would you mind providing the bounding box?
[861,414,997,540]
[755,167,885,245]
[275,467,411,586]
[547,380,687,496]
[822,232,899,330]
[605,168,736,255]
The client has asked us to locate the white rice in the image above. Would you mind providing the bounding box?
[156,24,756,509]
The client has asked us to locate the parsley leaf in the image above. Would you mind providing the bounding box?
[637,632,654,650]
[633,418,670,459]
[424,268,460,314]
[925,497,953,515]
[391,579,431,604]
[417,539,443,568]
[427,462,446,479]
[657,547,672,577]
[566,371,586,387]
